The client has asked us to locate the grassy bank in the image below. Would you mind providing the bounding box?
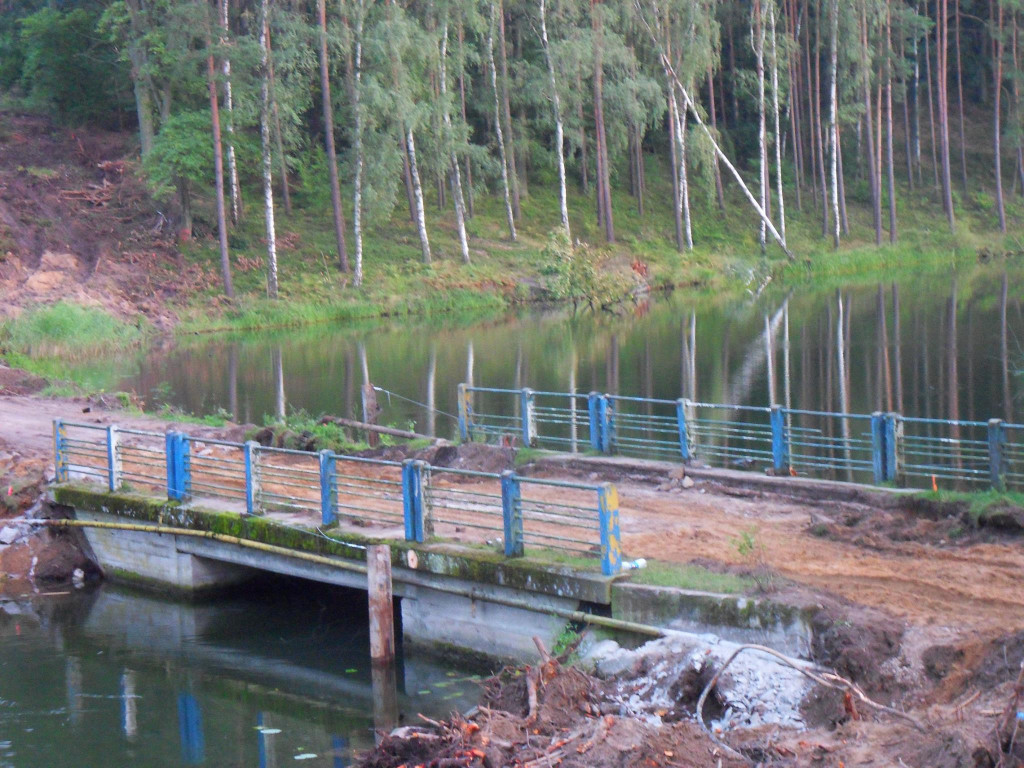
[0,301,146,357]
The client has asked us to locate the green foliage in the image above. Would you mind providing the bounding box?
[1,301,145,358]
[16,7,129,124]
[251,410,368,454]
[143,111,213,201]
[541,230,627,311]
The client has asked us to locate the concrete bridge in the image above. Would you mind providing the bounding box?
[47,418,812,662]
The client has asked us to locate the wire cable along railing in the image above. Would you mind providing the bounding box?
[52,420,622,575]
[458,384,1024,491]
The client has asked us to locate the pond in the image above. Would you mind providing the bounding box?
[0,578,480,767]
[69,261,1023,437]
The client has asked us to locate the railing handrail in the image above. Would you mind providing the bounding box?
[457,382,1024,492]
[52,418,622,575]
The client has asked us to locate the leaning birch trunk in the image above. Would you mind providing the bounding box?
[828,0,840,249]
[488,4,517,241]
[439,23,471,264]
[668,87,686,250]
[220,0,241,226]
[674,95,693,250]
[406,129,432,263]
[259,6,278,298]
[539,0,570,239]
[636,0,791,258]
[318,0,349,272]
[768,0,786,245]
[352,0,365,287]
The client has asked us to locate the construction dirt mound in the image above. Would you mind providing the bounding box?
[0,111,215,327]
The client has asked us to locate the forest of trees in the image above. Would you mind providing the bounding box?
[1,0,1022,298]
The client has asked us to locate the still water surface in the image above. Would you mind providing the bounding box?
[0,579,479,767]
[70,261,1024,432]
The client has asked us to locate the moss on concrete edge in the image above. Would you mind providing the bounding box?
[51,484,613,603]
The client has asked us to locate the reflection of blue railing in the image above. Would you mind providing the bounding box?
[52,420,621,575]
[457,384,1024,492]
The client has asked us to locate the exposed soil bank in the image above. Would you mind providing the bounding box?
[355,626,1024,768]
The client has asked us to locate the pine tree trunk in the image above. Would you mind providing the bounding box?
[439,22,471,263]
[924,19,941,191]
[994,0,1007,232]
[497,0,520,220]
[577,71,588,194]
[259,3,278,298]
[220,0,241,226]
[206,43,233,298]
[805,0,819,211]
[539,0,570,239]
[1013,11,1024,196]
[352,0,365,287]
[318,0,349,272]
[488,2,517,241]
[954,0,968,194]
[862,6,881,246]
[768,0,786,245]
[938,0,956,231]
[406,129,432,264]
[885,7,897,243]
[829,0,840,248]
[592,0,613,242]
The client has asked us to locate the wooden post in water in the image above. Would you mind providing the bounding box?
[367,543,398,739]
[367,544,394,664]
[361,384,380,448]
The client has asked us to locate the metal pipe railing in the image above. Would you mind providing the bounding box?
[458,383,1024,492]
[52,418,623,575]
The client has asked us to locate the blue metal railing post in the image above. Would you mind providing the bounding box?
[501,470,523,557]
[988,418,1007,491]
[54,419,68,483]
[320,450,337,525]
[106,425,120,492]
[457,383,471,442]
[178,433,191,499]
[244,441,260,516]
[676,398,691,461]
[870,412,886,484]
[587,392,602,452]
[770,405,790,474]
[520,388,537,447]
[597,483,621,576]
[402,459,428,542]
[601,395,616,454]
[165,431,177,499]
[884,414,902,484]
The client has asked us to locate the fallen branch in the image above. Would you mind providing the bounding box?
[319,415,435,441]
[695,643,926,764]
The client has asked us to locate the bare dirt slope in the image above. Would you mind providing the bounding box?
[0,112,205,326]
